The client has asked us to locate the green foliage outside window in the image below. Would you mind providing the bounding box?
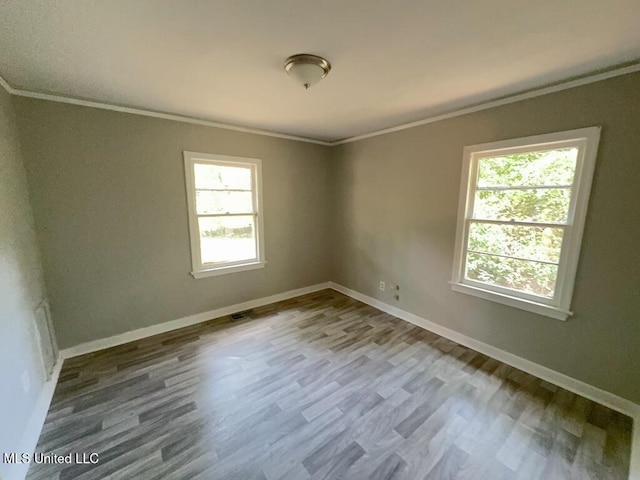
[466,148,578,298]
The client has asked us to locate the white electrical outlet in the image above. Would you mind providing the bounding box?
[379,281,386,291]
[21,370,31,393]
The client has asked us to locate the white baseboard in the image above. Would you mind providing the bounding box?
[7,359,63,480]
[328,281,640,480]
[60,282,331,359]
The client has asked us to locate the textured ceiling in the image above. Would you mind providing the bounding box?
[1,0,639,142]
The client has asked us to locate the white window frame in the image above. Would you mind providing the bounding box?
[183,151,266,278]
[451,127,601,320]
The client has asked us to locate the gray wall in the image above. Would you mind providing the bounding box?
[15,99,333,348]
[0,87,50,475]
[331,72,640,404]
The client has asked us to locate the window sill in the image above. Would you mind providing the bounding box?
[450,282,571,321]
[191,261,266,279]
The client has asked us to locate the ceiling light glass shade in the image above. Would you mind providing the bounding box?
[287,63,325,89]
[284,54,331,89]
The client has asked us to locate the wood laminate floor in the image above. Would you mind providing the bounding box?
[27,290,632,480]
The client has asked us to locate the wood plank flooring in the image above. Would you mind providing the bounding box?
[27,290,633,480]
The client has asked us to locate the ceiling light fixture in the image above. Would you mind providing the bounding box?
[284,54,331,90]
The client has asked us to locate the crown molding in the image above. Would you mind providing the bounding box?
[0,73,16,94]
[0,74,332,146]
[331,62,640,145]
[2,62,639,148]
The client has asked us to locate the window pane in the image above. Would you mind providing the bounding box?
[198,216,256,264]
[468,222,563,263]
[196,191,254,214]
[477,148,578,187]
[465,252,558,298]
[473,187,571,223]
[194,163,252,190]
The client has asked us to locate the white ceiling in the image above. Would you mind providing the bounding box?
[1,0,639,143]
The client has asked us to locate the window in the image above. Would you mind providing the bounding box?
[451,127,601,320]
[183,152,265,278]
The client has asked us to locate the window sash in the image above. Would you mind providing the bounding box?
[465,248,559,267]
[195,188,252,192]
[462,216,569,304]
[462,162,577,303]
[194,168,258,216]
[475,184,573,191]
[466,217,569,228]
[198,212,260,266]
[196,212,259,218]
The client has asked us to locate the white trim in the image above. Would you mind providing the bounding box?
[450,282,570,321]
[59,282,330,359]
[332,63,640,145]
[2,64,639,147]
[0,75,330,146]
[450,127,601,319]
[328,282,639,419]
[331,63,640,145]
[0,74,15,95]
[7,358,62,480]
[183,152,266,278]
[191,260,266,278]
